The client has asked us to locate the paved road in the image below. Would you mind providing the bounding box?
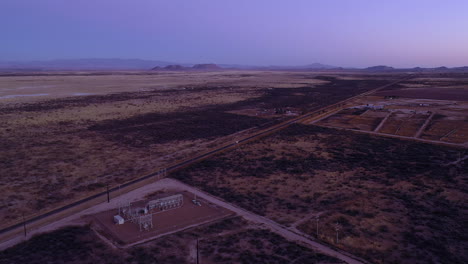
[0,77,409,252]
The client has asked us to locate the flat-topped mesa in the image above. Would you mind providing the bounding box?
[192,63,222,70]
[151,64,189,71]
[364,65,395,72]
[152,63,223,71]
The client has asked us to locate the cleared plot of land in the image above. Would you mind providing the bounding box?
[0,72,395,228]
[421,114,468,143]
[378,112,429,137]
[316,93,468,145]
[317,108,385,131]
[172,124,467,264]
[0,217,344,264]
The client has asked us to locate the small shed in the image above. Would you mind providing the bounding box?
[114,215,125,225]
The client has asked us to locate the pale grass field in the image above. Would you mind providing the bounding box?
[0,71,328,103]
[0,70,330,227]
[2,89,254,125]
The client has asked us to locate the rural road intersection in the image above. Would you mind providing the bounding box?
[0,178,369,264]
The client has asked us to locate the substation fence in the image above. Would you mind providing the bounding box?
[0,168,168,239]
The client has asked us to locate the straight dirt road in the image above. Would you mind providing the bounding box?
[0,178,369,264]
[316,124,468,148]
[161,179,370,264]
[0,77,408,241]
[1,77,409,263]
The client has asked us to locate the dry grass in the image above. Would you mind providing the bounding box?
[318,108,384,131]
[1,71,395,227]
[172,124,467,264]
[0,217,344,264]
[0,74,260,225]
[0,71,328,103]
[317,95,468,144]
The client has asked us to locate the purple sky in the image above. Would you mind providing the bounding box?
[1,0,467,67]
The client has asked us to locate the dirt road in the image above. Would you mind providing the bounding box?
[1,78,409,262]
[316,124,468,148]
[161,179,370,264]
[414,112,435,138]
[0,77,408,240]
[0,178,369,264]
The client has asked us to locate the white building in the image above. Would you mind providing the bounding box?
[114,215,125,225]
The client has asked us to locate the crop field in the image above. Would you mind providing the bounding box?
[0,71,397,228]
[0,217,344,264]
[172,124,468,264]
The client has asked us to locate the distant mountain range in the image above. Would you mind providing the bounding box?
[244,63,337,70]
[363,65,468,73]
[0,58,180,71]
[0,58,467,72]
[152,64,222,71]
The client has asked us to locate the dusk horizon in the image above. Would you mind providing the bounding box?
[1,1,467,263]
[1,57,467,70]
[2,0,467,68]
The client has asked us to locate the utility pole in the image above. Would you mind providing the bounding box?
[334,222,342,244]
[196,238,200,264]
[315,215,320,237]
[158,168,167,180]
[22,213,27,237]
[107,184,110,203]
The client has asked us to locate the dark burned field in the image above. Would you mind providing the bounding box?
[376,87,468,101]
[172,124,468,264]
[375,74,468,101]
[0,72,397,227]
[87,75,391,146]
[0,217,344,264]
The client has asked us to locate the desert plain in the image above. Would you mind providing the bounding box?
[0,70,467,264]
